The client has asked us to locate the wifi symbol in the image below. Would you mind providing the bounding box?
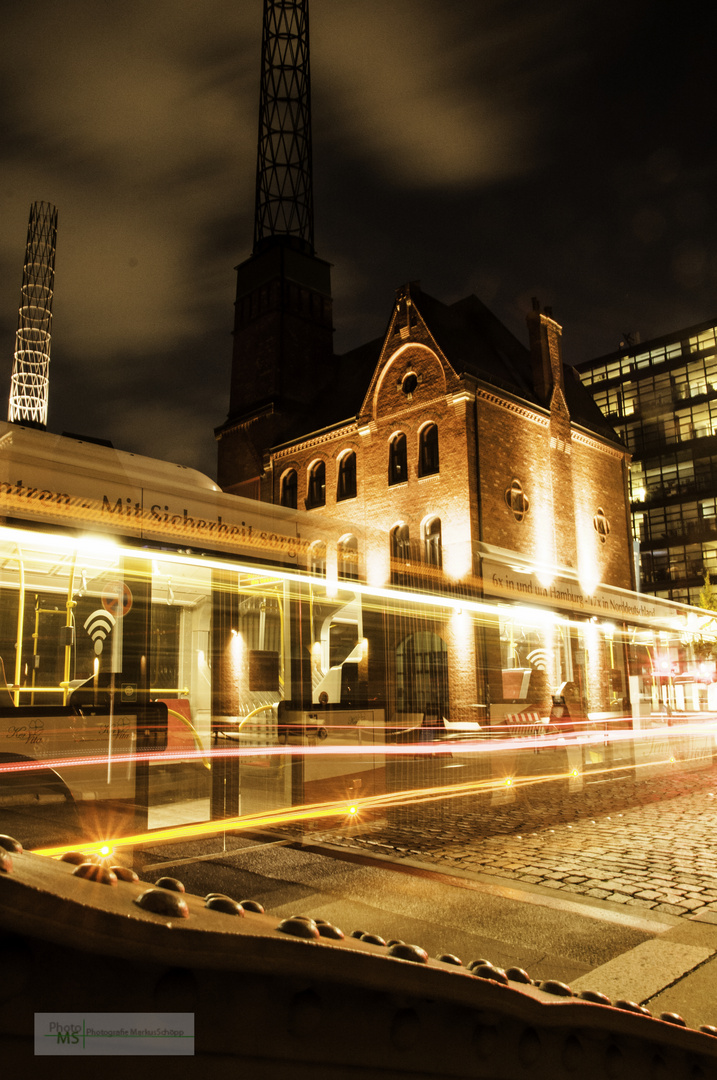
[84,608,116,655]
[526,648,550,670]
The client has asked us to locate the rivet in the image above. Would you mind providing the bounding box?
[360,933,386,946]
[614,999,651,1016]
[315,921,344,940]
[467,958,491,970]
[239,899,264,913]
[437,953,463,966]
[562,1033,584,1070]
[506,966,531,984]
[387,942,428,964]
[134,888,190,918]
[155,876,185,892]
[110,865,139,883]
[471,963,509,985]
[578,989,612,1006]
[386,939,404,947]
[72,863,117,886]
[276,917,320,939]
[659,1011,686,1026]
[351,929,369,939]
[0,835,22,853]
[539,979,573,997]
[205,896,245,917]
[699,1025,717,1037]
[60,851,98,864]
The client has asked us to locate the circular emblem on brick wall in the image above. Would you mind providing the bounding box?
[505,479,529,522]
[593,507,611,543]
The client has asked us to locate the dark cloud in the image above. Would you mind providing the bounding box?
[1,0,716,477]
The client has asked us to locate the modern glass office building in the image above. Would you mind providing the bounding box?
[576,320,717,604]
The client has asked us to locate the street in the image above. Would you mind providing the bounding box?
[134,758,717,1031]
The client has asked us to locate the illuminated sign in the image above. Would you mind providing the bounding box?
[481,557,681,627]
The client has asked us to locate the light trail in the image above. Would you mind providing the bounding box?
[4,717,717,778]
[31,744,713,860]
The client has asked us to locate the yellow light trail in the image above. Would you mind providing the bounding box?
[32,747,704,860]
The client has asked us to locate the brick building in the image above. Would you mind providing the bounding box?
[215,0,639,724]
[217,272,638,721]
[219,279,633,596]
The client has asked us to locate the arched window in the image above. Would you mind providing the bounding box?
[418,423,439,476]
[389,433,407,486]
[423,517,442,568]
[280,469,297,509]
[310,541,326,577]
[338,534,359,580]
[306,461,326,508]
[391,523,411,560]
[390,523,411,585]
[336,450,357,501]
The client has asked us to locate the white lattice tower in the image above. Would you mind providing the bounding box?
[8,201,58,427]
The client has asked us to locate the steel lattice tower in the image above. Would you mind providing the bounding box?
[254,0,314,254]
[8,201,58,427]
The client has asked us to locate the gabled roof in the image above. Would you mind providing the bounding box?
[410,291,536,402]
[273,286,624,448]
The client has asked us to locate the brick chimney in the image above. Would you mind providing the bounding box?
[526,297,565,407]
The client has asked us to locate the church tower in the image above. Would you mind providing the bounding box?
[216,0,333,497]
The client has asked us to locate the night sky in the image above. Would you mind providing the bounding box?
[1,0,716,479]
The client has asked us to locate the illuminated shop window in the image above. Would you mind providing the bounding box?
[280,468,297,509]
[505,478,529,522]
[396,631,449,717]
[423,517,442,568]
[418,423,439,477]
[306,461,326,508]
[338,534,359,580]
[593,508,611,544]
[389,433,408,485]
[336,450,357,501]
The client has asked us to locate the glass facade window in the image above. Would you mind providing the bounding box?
[579,317,717,599]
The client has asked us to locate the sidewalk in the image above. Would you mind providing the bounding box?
[308,761,717,1030]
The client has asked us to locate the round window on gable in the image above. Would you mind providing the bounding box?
[401,372,418,399]
[505,479,529,522]
[594,508,611,543]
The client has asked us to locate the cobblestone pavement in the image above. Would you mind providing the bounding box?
[311,762,717,921]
